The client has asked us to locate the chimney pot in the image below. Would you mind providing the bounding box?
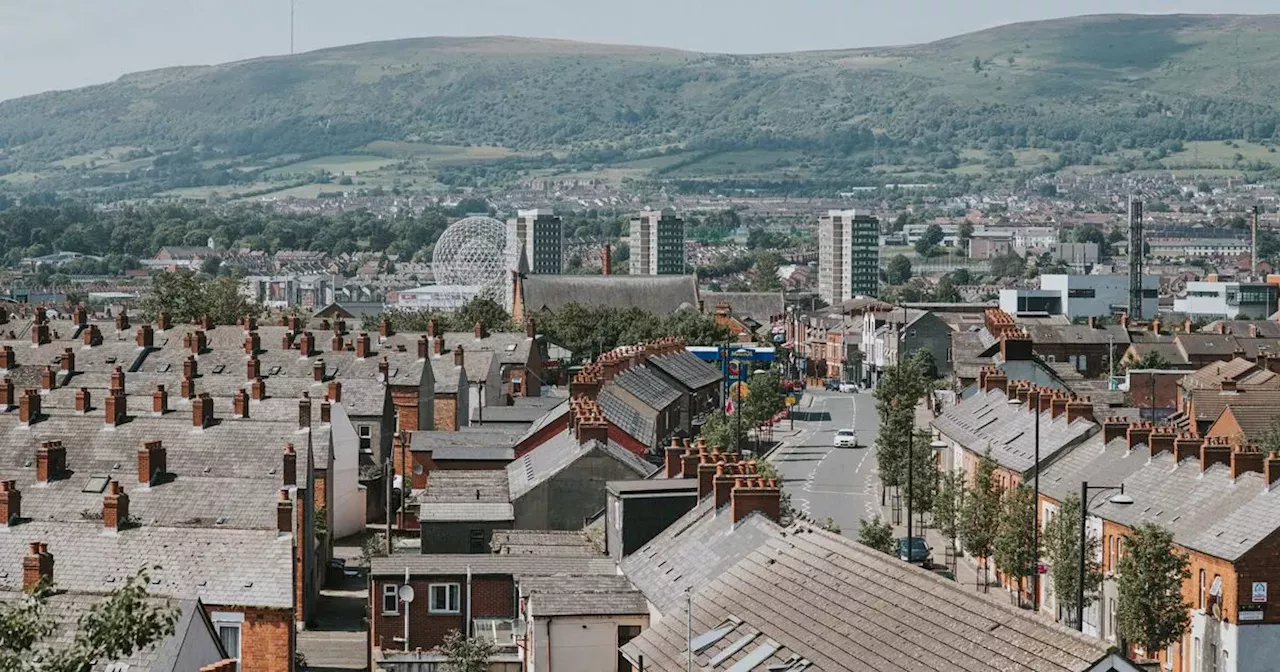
[283,445,297,488]
[0,479,20,527]
[244,331,261,355]
[104,389,126,426]
[19,389,41,425]
[312,359,325,382]
[379,356,390,381]
[251,377,266,400]
[277,489,293,535]
[40,366,55,392]
[192,394,212,429]
[110,365,125,392]
[298,396,312,430]
[138,441,166,487]
[183,356,197,381]
[0,345,13,370]
[417,335,429,360]
[247,356,260,381]
[180,376,195,400]
[320,400,331,423]
[22,541,53,594]
[696,459,717,500]
[136,325,154,349]
[152,385,168,414]
[61,348,75,372]
[378,318,392,339]
[328,381,342,403]
[730,475,782,525]
[233,389,249,419]
[75,387,91,414]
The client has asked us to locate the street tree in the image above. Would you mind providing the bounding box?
[873,354,933,501]
[141,270,261,325]
[857,516,895,555]
[886,254,912,285]
[933,469,965,553]
[914,224,944,257]
[752,252,783,291]
[1116,524,1191,654]
[993,485,1037,604]
[698,410,747,453]
[957,221,974,254]
[440,629,496,672]
[1043,495,1103,627]
[906,428,939,528]
[960,448,1001,591]
[743,370,784,449]
[0,569,178,672]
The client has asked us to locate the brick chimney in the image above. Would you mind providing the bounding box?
[183,356,197,381]
[110,365,125,392]
[378,357,390,381]
[1174,434,1201,463]
[138,441,166,488]
[327,381,342,403]
[0,345,13,369]
[19,389,41,425]
[196,315,212,331]
[454,344,465,367]
[1149,428,1175,457]
[192,394,212,430]
[136,325,154,349]
[61,348,75,373]
[1232,450,1265,479]
[244,331,260,355]
[356,332,371,359]
[417,335,429,360]
[1126,422,1151,451]
[312,359,325,382]
[525,317,536,339]
[31,321,49,347]
[664,437,684,478]
[115,310,129,331]
[1050,393,1069,420]
[1101,417,1127,444]
[713,462,742,510]
[156,311,170,332]
[983,370,1008,394]
[72,304,87,327]
[36,441,65,483]
[283,444,297,488]
[696,454,718,500]
[104,389,126,427]
[1222,379,1238,393]
[335,319,347,335]
[82,324,101,347]
[320,400,331,423]
[1066,398,1094,425]
[1201,440,1232,472]
[378,318,392,340]
[680,447,700,480]
[247,356,260,381]
[1265,452,1280,490]
[602,243,612,275]
[281,331,295,350]
[277,489,293,536]
[103,480,129,532]
[298,395,312,429]
[251,378,267,400]
[153,385,168,415]
[433,335,445,356]
[1000,330,1034,361]
[731,476,782,524]
[190,330,206,355]
[233,389,249,419]
[298,331,315,358]
[287,315,302,333]
[40,366,55,392]
[331,333,344,352]
[243,315,257,332]
[0,480,20,527]
[474,321,486,339]
[0,378,12,410]
[180,376,195,400]
[22,542,53,594]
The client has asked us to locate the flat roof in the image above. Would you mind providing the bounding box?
[608,478,698,495]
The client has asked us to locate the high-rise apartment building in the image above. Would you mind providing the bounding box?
[629,209,686,275]
[507,209,564,275]
[818,210,880,303]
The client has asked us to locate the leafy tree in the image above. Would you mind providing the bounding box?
[439,628,496,672]
[857,516,896,555]
[873,354,932,497]
[933,277,961,303]
[742,370,784,436]
[1044,495,1102,627]
[698,410,746,453]
[0,569,178,672]
[993,485,1037,601]
[752,252,783,291]
[141,270,261,325]
[933,470,965,551]
[1120,350,1171,373]
[886,254,912,285]
[1116,524,1190,654]
[198,256,222,276]
[906,428,939,525]
[1257,416,1280,456]
[960,449,1001,591]
[754,458,794,524]
[989,252,1026,279]
[914,224,944,256]
[957,221,974,254]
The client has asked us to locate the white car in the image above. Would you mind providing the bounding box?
[838,382,858,393]
[834,429,859,448]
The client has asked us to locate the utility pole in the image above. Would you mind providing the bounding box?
[1032,391,1041,612]
[685,588,693,672]
[906,427,914,546]
[1253,205,1261,278]
[384,455,393,556]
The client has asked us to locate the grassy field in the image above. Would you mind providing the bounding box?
[1162,140,1277,168]
[263,154,397,177]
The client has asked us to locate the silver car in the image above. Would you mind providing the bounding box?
[834,429,859,448]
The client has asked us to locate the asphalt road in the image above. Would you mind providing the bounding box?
[770,388,882,536]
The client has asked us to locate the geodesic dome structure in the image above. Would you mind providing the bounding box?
[432,216,511,297]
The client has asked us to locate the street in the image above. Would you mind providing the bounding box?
[770,388,882,536]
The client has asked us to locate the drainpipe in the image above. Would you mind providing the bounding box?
[466,565,473,638]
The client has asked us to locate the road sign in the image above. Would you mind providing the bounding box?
[786,395,797,406]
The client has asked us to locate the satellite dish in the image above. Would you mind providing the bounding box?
[399,585,415,603]
[1210,575,1223,598]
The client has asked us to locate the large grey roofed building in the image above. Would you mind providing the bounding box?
[520,275,700,316]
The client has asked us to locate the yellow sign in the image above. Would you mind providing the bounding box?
[786,395,797,406]
[729,381,750,400]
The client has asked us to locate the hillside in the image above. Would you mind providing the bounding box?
[3,13,1280,194]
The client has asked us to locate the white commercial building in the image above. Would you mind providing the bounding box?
[1174,282,1278,319]
[999,274,1157,319]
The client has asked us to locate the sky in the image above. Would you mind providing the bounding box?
[0,0,1275,101]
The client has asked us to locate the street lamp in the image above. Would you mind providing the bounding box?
[1009,395,1042,611]
[1076,481,1133,631]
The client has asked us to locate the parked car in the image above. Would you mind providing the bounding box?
[897,536,933,569]
[838,381,858,393]
[823,378,840,391]
[833,429,859,448]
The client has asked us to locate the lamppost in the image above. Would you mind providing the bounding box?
[906,425,914,546]
[1076,481,1133,631]
[1008,394,1042,610]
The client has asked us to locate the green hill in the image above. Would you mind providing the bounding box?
[3,13,1280,192]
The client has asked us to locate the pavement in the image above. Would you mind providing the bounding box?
[297,539,370,671]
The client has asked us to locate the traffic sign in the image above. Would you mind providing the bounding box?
[786,395,797,406]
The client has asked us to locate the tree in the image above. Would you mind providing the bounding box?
[857,516,895,555]
[1116,524,1190,654]
[972,56,983,73]
[886,254,912,285]
[989,252,1026,279]
[957,221,974,254]
[914,224,944,256]
[1120,350,1171,374]
[1044,495,1102,627]
[906,428,939,526]
[439,628,496,672]
[754,458,794,524]
[993,485,1037,603]
[933,470,965,551]
[698,410,746,453]
[455,297,513,332]
[873,354,932,498]
[0,569,178,672]
[752,252,783,291]
[199,256,222,276]
[1257,416,1280,456]
[141,270,260,325]
[960,449,1001,591]
[742,370,784,440]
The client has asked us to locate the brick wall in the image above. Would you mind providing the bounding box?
[371,575,515,652]
[204,606,293,672]
[390,387,420,432]
[434,396,458,431]
[513,411,569,458]
[313,470,327,520]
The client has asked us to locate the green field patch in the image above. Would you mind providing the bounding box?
[264,155,396,177]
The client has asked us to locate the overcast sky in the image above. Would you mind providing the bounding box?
[0,0,1274,101]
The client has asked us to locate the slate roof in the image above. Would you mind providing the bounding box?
[1025,324,1130,346]
[491,530,601,557]
[0,522,294,608]
[701,292,785,325]
[521,574,649,617]
[619,497,782,616]
[648,350,722,391]
[597,388,657,447]
[932,389,1097,474]
[613,366,681,410]
[478,404,555,424]
[522,275,700,316]
[1092,453,1280,561]
[1037,434,1150,504]
[369,554,616,578]
[506,429,655,501]
[417,470,513,522]
[410,428,523,453]
[1188,388,1280,425]
[622,522,1123,672]
[1182,358,1261,390]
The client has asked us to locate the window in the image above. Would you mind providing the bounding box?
[1194,638,1202,672]
[1067,288,1096,298]
[469,529,487,554]
[429,583,461,613]
[1208,644,1217,672]
[211,612,243,670]
[511,376,523,395]
[359,425,372,452]
[1199,569,1206,609]
[382,584,400,615]
[1107,598,1116,639]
